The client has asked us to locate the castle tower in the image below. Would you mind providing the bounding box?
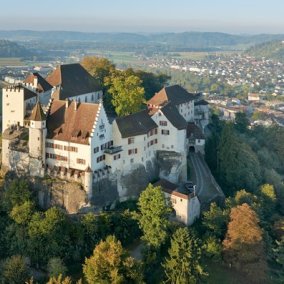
[84,166,93,200]
[29,102,47,176]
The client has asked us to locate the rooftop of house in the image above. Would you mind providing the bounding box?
[46,63,101,100]
[187,122,205,139]
[147,85,199,106]
[115,109,158,138]
[161,102,187,130]
[154,179,196,200]
[24,72,52,93]
[46,100,100,145]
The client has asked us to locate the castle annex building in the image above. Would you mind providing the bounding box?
[2,63,209,225]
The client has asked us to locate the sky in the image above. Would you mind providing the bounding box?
[0,0,284,34]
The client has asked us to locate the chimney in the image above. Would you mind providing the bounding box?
[74,100,77,111]
[65,99,69,109]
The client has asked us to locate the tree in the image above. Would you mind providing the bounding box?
[47,275,72,284]
[47,258,67,278]
[258,184,277,219]
[202,203,229,239]
[235,112,249,133]
[3,179,32,211]
[272,238,284,282]
[10,201,34,225]
[123,68,170,100]
[223,204,268,282]
[218,123,261,194]
[105,71,145,116]
[163,227,206,284]
[137,184,172,248]
[27,207,73,266]
[81,56,115,89]
[0,255,30,284]
[83,235,143,284]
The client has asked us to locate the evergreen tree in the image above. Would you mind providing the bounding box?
[137,184,172,248]
[0,255,30,284]
[163,227,206,284]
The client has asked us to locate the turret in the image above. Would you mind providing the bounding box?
[84,166,93,200]
[29,102,47,162]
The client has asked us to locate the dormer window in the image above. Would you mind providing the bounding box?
[72,129,81,138]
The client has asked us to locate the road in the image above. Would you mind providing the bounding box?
[189,152,224,205]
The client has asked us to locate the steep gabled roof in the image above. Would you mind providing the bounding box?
[30,102,46,121]
[161,103,187,130]
[24,72,52,93]
[46,100,99,145]
[147,85,197,106]
[154,179,189,200]
[187,122,205,139]
[116,110,158,138]
[46,63,101,100]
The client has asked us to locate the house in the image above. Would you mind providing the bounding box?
[248,93,260,102]
[154,179,200,225]
[187,122,205,154]
[147,85,199,122]
[23,72,53,105]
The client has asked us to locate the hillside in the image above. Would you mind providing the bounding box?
[0,40,30,57]
[0,30,284,51]
[246,40,284,62]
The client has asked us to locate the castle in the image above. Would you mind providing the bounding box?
[2,63,209,225]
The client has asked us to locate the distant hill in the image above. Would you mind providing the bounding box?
[0,40,30,57]
[245,40,284,62]
[0,30,284,51]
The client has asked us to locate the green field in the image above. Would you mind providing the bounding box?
[0,57,23,66]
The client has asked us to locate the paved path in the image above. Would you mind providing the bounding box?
[189,152,224,205]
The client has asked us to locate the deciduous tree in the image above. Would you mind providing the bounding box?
[223,204,268,282]
[105,71,145,116]
[83,235,143,284]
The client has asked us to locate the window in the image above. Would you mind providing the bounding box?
[128,137,134,144]
[77,158,86,165]
[46,142,54,148]
[130,158,134,163]
[171,198,177,204]
[94,146,99,153]
[97,155,105,163]
[114,154,121,160]
[128,148,137,155]
[159,121,167,126]
[148,128,158,137]
[161,130,170,135]
[46,153,67,161]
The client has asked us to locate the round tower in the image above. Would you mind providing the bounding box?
[29,102,47,163]
[84,166,93,200]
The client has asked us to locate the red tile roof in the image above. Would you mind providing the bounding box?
[46,100,99,145]
[147,85,197,106]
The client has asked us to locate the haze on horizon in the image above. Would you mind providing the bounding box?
[0,0,283,34]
